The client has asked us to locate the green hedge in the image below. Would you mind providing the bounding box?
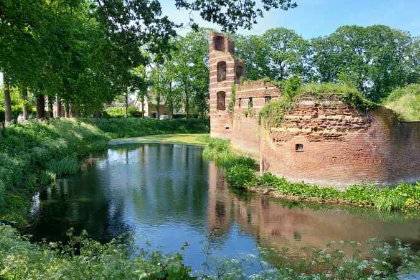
[83,118,209,138]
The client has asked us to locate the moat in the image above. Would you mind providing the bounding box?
[27,144,420,272]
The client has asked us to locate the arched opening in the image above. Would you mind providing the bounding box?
[217,91,226,110]
[217,61,227,82]
[214,36,225,51]
[235,65,244,83]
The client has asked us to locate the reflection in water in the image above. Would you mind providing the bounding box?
[28,144,420,271]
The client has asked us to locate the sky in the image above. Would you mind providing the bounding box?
[161,0,420,39]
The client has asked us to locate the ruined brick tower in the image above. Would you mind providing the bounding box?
[209,32,420,188]
[209,32,244,139]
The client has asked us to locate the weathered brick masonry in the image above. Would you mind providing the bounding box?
[209,32,420,188]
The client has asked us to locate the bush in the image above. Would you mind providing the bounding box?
[106,107,125,118]
[226,165,256,188]
[0,226,194,280]
[84,118,209,139]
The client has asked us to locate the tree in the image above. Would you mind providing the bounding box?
[235,28,310,81]
[172,29,209,118]
[174,0,297,32]
[311,25,418,102]
[2,73,12,126]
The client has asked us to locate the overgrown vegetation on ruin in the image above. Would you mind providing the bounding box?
[203,138,420,212]
[0,119,209,224]
[259,83,377,128]
[384,84,420,122]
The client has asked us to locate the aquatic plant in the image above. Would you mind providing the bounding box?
[2,225,420,280]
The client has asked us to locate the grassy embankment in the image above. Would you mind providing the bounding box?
[0,118,209,224]
[384,84,420,121]
[204,83,420,212]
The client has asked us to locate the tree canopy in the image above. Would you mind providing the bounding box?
[1,0,295,124]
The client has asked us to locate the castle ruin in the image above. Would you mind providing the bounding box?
[209,32,420,189]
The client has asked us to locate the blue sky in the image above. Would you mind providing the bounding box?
[161,0,420,38]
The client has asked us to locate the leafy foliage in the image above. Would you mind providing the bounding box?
[0,226,194,280]
[235,27,310,81]
[175,0,297,33]
[310,25,420,102]
[3,224,420,279]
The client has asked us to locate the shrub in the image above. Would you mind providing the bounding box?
[106,107,125,118]
[84,118,209,139]
[0,226,194,280]
[226,165,256,188]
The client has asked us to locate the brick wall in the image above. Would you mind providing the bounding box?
[209,33,420,188]
[260,101,420,189]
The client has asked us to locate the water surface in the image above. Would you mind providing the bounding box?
[29,144,420,271]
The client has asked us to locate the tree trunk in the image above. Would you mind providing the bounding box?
[36,93,46,121]
[156,95,161,119]
[69,102,75,118]
[169,83,174,119]
[185,91,189,119]
[95,109,101,119]
[56,95,62,118]
[64,101,70,118]
[124,93,128,119]
[22,88,29,120]
[48,96,54,119]
[3,73,12,126]
[140,96,145,118]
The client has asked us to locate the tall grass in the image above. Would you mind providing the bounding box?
[385,84,420,121]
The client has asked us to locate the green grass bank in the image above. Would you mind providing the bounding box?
[0,118,209,224]
[203,138,420,212]
[384,84,420,121]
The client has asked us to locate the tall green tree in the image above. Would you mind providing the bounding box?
[172,29,209,118]
[235,28,310,81]
[311,25,419,101]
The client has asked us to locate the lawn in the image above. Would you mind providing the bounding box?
[108,133,210,146]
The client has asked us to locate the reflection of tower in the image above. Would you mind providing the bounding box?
[206,162,232,236]
[209,32,244,139]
